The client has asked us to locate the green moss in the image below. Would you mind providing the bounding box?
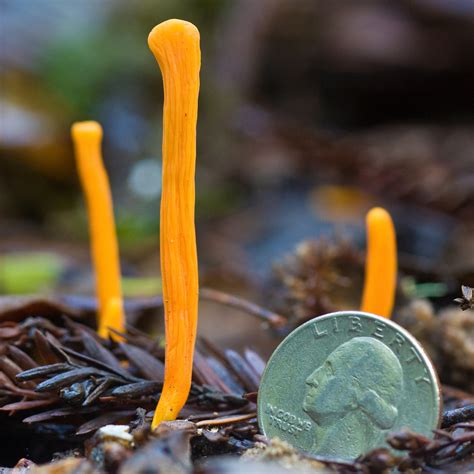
[0,252,65,294]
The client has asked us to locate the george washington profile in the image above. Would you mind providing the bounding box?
[303,336,403,459]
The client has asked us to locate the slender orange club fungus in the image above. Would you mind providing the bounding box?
[361,207,397,318]
[148,19,200,428]
[71,121,125,338]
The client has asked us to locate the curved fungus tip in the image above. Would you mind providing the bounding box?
[148,19,200,53]
[366,207,391,224]
[71,121,103,141]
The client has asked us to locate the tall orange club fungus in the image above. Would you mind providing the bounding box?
[148,19,200,427]
[71,121,125,338]
[361,207,397,318]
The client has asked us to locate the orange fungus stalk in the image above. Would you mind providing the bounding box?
[148,19,200,428]
[360,207,397,319]
[71,121,125,338]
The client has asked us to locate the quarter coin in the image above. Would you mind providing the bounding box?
[258,311,442,460]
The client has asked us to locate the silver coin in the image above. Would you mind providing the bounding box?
[258,311,442,460]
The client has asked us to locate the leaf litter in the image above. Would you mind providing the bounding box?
[0,283,473,472]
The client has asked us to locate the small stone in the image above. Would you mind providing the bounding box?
[98,424,133,445]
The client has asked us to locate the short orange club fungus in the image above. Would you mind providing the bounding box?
[361,207,397,318]
[71,121,125,338]
[148,19,200,428]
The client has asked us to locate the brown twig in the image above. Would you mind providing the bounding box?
[388,428,474,469]
[195,412,256,427]
[201,288,287,328]
[63,288,287,329]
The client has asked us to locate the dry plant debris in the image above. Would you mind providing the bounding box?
[455,286,474,311]
[0,297,472,472]
[271,239,364,327]
[396,299,474,392]
[0,254,473,471]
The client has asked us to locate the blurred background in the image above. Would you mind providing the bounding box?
[1,0,473,349]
